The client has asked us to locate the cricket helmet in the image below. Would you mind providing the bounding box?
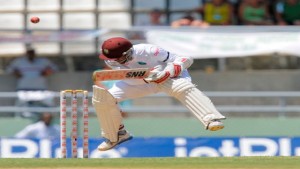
[99,37,133,60]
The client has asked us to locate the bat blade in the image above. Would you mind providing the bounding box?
[93,68,150,82]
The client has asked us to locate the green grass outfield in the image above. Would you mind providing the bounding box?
[0,157,299,169]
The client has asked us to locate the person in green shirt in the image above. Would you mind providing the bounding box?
[238,0,273,25]
[275,0,300,25]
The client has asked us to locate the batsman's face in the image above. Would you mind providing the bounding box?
[114,48,133,64]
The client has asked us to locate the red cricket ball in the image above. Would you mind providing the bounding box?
[31,16,40,24]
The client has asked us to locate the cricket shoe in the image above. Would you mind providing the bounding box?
[98,130,133,151]
[207,120,224,131]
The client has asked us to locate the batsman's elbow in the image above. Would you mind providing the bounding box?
[175,56,194,69]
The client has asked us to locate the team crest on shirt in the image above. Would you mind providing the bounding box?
[137,61,146,65]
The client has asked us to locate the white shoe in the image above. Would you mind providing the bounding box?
[207,120,224,131]
[98,130,133,151]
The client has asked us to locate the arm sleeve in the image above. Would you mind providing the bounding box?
[148,45,193,69]
[148,45,171,63]
[14,126,34,138]
[44,59,59,72]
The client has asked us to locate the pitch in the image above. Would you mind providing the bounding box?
[0,157,299,169]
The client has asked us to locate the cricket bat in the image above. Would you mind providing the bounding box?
[93,68,150,82]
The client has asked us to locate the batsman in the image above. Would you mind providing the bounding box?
[92,37,226,151]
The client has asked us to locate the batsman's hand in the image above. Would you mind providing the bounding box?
[164,63,183,78]
[144,65,170,84]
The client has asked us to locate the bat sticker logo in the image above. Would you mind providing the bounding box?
[126,71,147,78]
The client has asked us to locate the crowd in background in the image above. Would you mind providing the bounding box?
[143,0,300,27]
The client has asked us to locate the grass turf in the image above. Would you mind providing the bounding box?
[0,157,299,169]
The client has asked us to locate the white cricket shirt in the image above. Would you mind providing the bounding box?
[105,44,190,85]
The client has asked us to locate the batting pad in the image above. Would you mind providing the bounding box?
[92,85,122,142]
[159,79,225,128]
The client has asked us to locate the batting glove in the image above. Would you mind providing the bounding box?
[164,63,183,78]
[144,65,170,84]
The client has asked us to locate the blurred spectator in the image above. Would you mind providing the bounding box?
[198,0,234,25]
[238,0,273,25]
[130,9,166,40]
[275,0,300,25]
[149,9,165,26]
[6,47,58,91]
[135,8,165,26]
[6,47,58,117]
[15,112,60,139]
[146,8,166,26]
[171,13,209,28]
